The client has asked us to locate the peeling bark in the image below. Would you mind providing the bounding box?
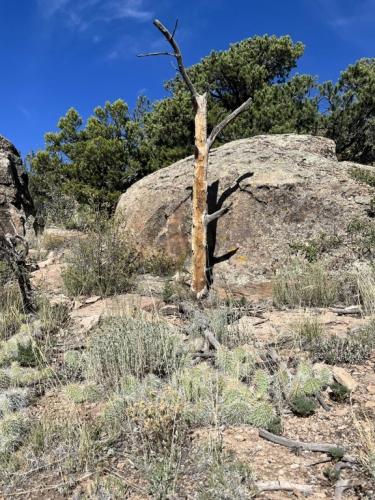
[191,94,208,297]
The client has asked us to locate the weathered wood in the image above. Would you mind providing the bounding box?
[259,429,356,463]
[330,306,361,316]
[152,19,198,102]
[204,203,232,225]
[255,480,314,495]
[191,94,208,297]
[140,19,254,298]
[207,97,253,150]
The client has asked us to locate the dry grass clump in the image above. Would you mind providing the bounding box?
[354,416,375,482]
[196,437,255,499]
[187,307,252,348]
[85,316,187,390]
[294,314,324,344]
[0,284,25,340]
[62,221,139,297]
[22,413,101,476]
[306,322,375,365]
[0,261,12,286]
[273,258,337,307]
[36,296,71,335]
[39,232,67,252]
[355,262,375,315]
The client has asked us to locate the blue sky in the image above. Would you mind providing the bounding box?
[1,0,374,158]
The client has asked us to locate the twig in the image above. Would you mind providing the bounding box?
[207,97,252,150]
[147,19,198,102]
[255,480,314,495]
[317,392,331,412]
[334,461,354,473]
[259,429,356,463]
[105,468,147,494]
[253,318,269,326]
[308,458,332,467]
[192,351,215,359]
[7,472,94,497]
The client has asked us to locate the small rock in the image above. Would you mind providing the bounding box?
[367,384,375,394]
[332,366,358,392]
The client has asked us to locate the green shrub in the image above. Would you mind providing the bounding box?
[289,395,317,416]
[289,233,341,262]
[86,316,187,389]
[141,251,180,277]
[62,221,139,297]
[273,258,337,307]
[330,383,350,403]
[308,325,375,365]
[63,350,84,380]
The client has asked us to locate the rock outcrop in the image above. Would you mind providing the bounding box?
[116,134,373,296]
[0,135,35,309]
[0,135,34,238]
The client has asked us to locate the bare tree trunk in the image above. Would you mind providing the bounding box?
[191,94,208,297]
[139,19,253,299]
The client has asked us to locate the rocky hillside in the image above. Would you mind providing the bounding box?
[0,135,375,498]
[117,134,373,298]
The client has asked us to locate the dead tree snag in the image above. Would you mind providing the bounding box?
[139,19,252,298]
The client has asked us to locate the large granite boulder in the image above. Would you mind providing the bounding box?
[0,135,34,239]
[116,134,373,297]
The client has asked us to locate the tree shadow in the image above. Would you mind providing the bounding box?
[206,172,254,286]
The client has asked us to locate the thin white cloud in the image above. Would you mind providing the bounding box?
[18,106,32,120]
[310,0,375,48]
[37,0,153,28]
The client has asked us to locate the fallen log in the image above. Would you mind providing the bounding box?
[255,480,314,495]
[259,429,356,463]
